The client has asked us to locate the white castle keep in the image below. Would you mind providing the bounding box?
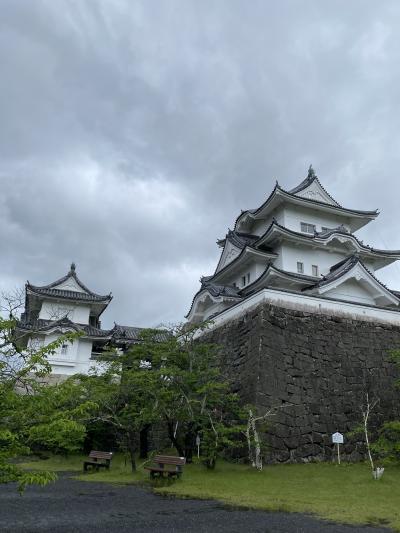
[187,166,400,326]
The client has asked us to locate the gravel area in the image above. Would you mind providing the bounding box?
[0,474,392,533]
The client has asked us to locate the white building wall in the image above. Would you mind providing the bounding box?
[324,279,377,306]
[231,259,269,289]
[280,205,351,234]
[279,242,346,276]
[249,204,352,237]
[251,208,286,236]
[38,301,91,324]
[35,333,96,376]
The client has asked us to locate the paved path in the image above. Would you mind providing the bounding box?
[0,474,392,532]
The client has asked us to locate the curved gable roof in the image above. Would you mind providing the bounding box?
[26,263,112,303]
[288,165,340,206]
[304,255,400,305]
[254,219,400,261]
[234,169,378,232]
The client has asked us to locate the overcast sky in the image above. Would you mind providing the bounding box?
[1,0,400,328]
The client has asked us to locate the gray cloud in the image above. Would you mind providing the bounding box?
[1,0,400,327]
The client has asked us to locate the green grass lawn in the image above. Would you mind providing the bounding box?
[20,455,400,531]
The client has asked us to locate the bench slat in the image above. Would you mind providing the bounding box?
[89,451,113,460]
[153,455,186,465]
[144,467,179,473]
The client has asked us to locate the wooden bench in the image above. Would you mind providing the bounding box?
[83,451,113,472]
[144,455,186,479]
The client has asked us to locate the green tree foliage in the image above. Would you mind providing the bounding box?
[20,378,97,456]
[75,323,246,470]
[373,349,400,463]
[372,421,400,462]
[0,314,82,492]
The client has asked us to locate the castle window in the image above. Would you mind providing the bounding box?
[247,272,251,284]
[297,262,304,274]
[321,226,330,232]
[300,222,316,234]
[241,275,246,287]
[61,344,68,355]
[312,265,319,276]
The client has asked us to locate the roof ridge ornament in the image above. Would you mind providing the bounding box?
[70,262,76,273]
[307,164,316,180]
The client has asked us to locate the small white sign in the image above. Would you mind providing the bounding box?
[332,432,344,444]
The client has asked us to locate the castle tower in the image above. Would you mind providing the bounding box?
[187,168,400,462]
[18,263,113,376]
[187,166,400,324]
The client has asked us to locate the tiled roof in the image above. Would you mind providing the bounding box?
[217,230,259,249]
[17,317,111,338]
[288,165,341,206]
[111,324,144,340]
[111,324,170,342]
[26,263,112,303]
[255,219,400,257]
[235,169,378,230]
[18,318,169,343]
[185,281,242,319]
[304,255,400,301]
[239,262,317,297]
[315,224,349,237]
[26,287,111,303]
[202,280,241,298]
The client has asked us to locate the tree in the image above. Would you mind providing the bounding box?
[245,405,290,471]
[0,312,81,492]
[74,339,164,472]
[372,421,400,463]
[372,350,400,465]
[122,324,246,468]
[349,370,384,479]
[76,324,246,471]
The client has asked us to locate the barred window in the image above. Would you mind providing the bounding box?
[61,344,68,355]
[300,222,316,234]
[297,262,304,274]
[312,265,319,276]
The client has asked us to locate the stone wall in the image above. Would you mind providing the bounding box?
[204,302,400,463]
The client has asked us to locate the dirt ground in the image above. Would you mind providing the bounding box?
[0,474,392,533]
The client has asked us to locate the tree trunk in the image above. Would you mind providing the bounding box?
[126,431,136,472]
[166,419,185,457]
[139,425,150,459]
[184,426,196,464]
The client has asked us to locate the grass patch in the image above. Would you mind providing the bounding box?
[20,454,88,472]
[20,453,147,484]
[20,455,400,530]
[157,461,400,531]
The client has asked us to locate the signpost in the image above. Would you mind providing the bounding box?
[332,432,344,464]
[196,434,201,459]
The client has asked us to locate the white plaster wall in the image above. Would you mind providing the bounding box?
[232,259,269,288]
[249,204,352,237]
[54,278,86,293]
[38,301,90,324]
[324,279,376,306]
[73,305,91,324]
[251,208,285,236]
[281,205,351,234]
[41,333,96,376]
[203,300,236,321]
[280,242,346,276]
